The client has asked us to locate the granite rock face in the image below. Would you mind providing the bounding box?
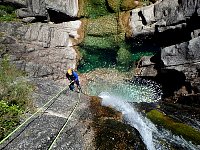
[0,0,27,7]
[0,21,82,79]
[161,36,200,79]
[45,0,79,17]
[129,0,200,38]
[0,79,95,150]
[130,0,200,85]
[14,0,79,19]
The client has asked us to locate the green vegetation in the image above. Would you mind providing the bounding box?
[147,110,200,145]
[86,14,118,36]
[116,46,132,70]
[107,0,121,12]
[0,56,33,140]
[0,4,18,22]
[83,0,111,18]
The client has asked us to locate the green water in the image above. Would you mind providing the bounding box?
[77,46,155,73]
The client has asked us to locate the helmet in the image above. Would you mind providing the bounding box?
[67,69,72,75]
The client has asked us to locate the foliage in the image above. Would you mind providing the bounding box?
[139,0,151,6]
[87,14,118,36]
[0,4,18,22]
[116,46,133,70]
[0,5,15,14]
[0,56,33,140]
[0,100,21,140]
[147,110,200,145]
[82,36,117,49]
[84,0,111,18]
[107,0,121,12]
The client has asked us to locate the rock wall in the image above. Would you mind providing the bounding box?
[129,0,200,97]
[0,21,82,79]
[1,0,79,19]
[129,0,200,38]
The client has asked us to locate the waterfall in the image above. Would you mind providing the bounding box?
[99,92,156,150]
[87,76,200,150]
[99,92,199,150]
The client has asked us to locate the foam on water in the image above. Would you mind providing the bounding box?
[88,77,162,103]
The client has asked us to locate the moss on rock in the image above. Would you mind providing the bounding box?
[147,109,200,145]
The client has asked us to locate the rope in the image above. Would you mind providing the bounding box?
[0,83,71,146]
[48,92,81,150]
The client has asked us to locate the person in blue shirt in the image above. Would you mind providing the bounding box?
[66,68,81,92]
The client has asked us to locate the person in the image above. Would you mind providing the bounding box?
[66,68,81,92]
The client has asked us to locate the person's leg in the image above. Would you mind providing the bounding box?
[75,80,81,92]
[69,82,75,91]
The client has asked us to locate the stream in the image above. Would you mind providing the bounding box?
[87,76,200,150]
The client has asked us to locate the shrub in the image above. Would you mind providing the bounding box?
[0,4,18,22]
[0,56,33,140]
[84,0,110,18]
[116,46,133,70]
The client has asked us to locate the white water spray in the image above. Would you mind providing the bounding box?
[99,92,156,150]
[87,76,199,149]
[88,77,162,103]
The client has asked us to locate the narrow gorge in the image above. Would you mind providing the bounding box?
[0,0,200,149]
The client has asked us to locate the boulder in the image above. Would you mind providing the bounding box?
[161,37,200,79]
[45,0,79,17]
[129,4,156,37]
[16,0,47,18]
[22,21,82,48]
[161,37,200,66]
[134,56,157,77]
[129,0,200,38]
[1,0,27,7]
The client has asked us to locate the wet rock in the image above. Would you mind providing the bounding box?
[147,109,200,145]
[90,96,147,150]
